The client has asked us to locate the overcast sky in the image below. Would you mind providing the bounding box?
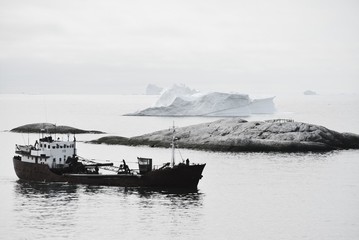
[0,0,358,94]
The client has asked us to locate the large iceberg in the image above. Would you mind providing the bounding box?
[128,84,276,117]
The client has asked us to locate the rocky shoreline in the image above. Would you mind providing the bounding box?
[89,118,359,152]
[11,123,105,134]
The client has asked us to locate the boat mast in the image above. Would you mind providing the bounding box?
[171,122,175,167]
[73,135,77,157]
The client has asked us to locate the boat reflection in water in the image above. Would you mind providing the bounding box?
[12,180,204,239]
[14,180,79,198]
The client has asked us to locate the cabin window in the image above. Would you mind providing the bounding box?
[60,146,63,148]
[56,144,59,149]
[59,158,62,162]
[52,146,55,149]
[48,145,50,149]
[44,144,46,148]
[40,144,43,147]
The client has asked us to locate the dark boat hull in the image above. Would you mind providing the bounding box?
[13,157,205,188]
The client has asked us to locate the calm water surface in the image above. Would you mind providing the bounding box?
[0,94,359,239]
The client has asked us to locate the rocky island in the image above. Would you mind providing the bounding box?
[11,123,105,134]
[89,118,359,152]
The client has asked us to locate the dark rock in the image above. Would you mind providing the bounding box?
[11,123,105,134]
[90,136,129,144]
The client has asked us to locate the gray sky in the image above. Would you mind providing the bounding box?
[0,0,358,94]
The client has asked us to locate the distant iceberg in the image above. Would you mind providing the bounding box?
[145,84,163,95]
[303,90,317,95]
[127,84,276,117]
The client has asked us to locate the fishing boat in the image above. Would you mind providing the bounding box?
[12,129,205,189]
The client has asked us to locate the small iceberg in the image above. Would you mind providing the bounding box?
[303,90,317,95]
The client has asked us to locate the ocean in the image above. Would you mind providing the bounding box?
[0,93,358,240]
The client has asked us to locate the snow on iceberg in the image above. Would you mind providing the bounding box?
[127,84,276,117]
[153,84,199,107]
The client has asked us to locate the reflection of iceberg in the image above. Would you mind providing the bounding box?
[128,85,276,117]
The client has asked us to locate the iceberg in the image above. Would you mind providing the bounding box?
[303,90,317,95]
[145,84,163,95]
[153,84,198,107]
[127,84,276,117]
